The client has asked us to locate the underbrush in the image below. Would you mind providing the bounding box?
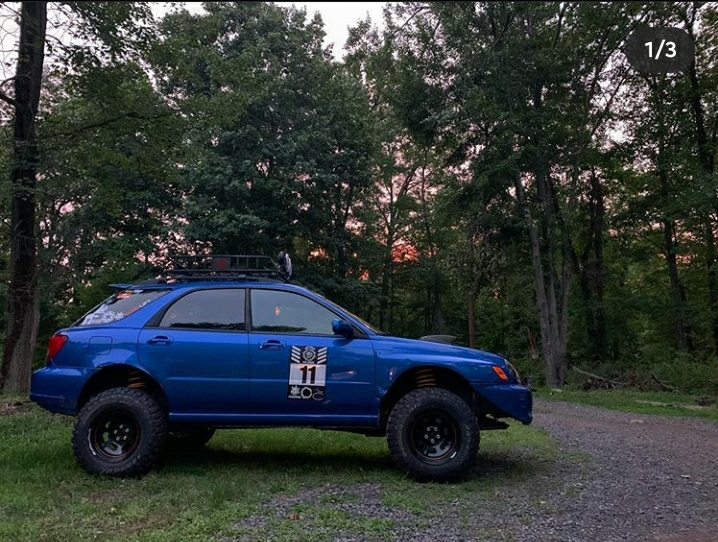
[513,354,718,398]
[536,387,718,423]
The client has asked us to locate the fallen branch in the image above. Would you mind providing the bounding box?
[572,366,624,389]
[650,373,688,395]
[572,366,623,385]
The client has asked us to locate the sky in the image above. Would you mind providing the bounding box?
[155,2,387,59]
[277,2,386,56]
[0,2,388,83]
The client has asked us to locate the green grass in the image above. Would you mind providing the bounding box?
[0,398,558,542]
[536,387,718,422]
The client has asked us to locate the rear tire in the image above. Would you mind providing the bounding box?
[386,388,479,482]
[72,387,168,477]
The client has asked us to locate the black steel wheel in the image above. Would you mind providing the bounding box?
[386,387,479,482]
[408,411,460,464]
[90,410,141,461]
[73,387,168,477]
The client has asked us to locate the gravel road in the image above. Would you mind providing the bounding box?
[512,398,718,542]
[238,398,718,542]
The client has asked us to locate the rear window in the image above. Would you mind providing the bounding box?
[77,289,170,326]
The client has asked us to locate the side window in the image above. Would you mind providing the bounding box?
[159,289,245,331]
[250,290,337,335]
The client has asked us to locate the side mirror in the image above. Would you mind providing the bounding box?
[277,251,292,279]
[332,318,354,338]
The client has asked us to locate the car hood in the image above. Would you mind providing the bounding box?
[369,335,506,366]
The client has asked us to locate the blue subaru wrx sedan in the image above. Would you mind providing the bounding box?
[31,254,532,482]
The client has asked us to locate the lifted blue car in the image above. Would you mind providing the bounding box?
[31,254,532,482]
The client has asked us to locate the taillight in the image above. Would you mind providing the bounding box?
[46,334,68,363]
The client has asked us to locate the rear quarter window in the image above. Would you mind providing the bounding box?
[77,289,170,326]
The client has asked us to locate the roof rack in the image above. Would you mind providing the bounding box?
[167,253,293,283]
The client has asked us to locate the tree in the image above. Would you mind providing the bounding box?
[0,1,154,394]
[152,2,380,312]
[1,1,47,394]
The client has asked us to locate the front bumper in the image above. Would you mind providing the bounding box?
[471,383,533,424]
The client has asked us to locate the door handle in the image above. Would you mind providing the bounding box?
[259,340,285,350]
[147,335,173,346]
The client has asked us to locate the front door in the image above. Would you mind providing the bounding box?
[247,288,376,420]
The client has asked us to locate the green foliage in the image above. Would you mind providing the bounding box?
[30,60,184,340]
[2,1,718,394]
[154,3,376,255]
[537,387,718,422]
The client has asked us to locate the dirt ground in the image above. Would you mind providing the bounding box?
[238,398,718,541]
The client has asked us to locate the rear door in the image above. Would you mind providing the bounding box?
[137,288,249,414]
[247,288,376,417]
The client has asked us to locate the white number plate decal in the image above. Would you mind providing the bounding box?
[287,346,327,401]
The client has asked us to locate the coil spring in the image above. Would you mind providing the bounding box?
[128,371,146,389]
[415,367,436,388]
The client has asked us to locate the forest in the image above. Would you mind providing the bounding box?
[1,1,717,396]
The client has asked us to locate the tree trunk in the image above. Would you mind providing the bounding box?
[467,291,476,348]
[379,248,392,332]
[704,217,718,353]
[662,218,692,351]
[431,268,444,334]
[1,1,47,395]
[467,229,476,348]
[579,170,606,362]
[514,173,568,387]
[686,62,718,353]
[380,217,395,333]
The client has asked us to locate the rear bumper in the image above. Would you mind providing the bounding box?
[30,367,90,415]
[471,383,533,424]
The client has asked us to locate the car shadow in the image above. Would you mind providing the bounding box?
[159,440,553,483]
[160,445,397,476]
[473,450,553,481]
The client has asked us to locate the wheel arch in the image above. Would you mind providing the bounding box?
[77,364,168,412]
[380,365,476,431]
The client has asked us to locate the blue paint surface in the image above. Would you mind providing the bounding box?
[31,280,532,429]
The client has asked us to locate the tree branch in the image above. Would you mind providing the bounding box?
[0,88,16,107]
[47,111,171,140]
[388,4,431,40]
[552,2,567,47]
[0,75,23,89]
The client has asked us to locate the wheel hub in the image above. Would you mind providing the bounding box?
[410,412,459,464]
[89,411,140,462]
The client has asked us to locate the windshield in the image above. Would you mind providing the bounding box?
[75,289,170,326]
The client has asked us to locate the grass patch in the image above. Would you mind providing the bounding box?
[0,398,559,542]
[536,387,718,422]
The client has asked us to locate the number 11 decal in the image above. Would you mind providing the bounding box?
[287,346,327,401]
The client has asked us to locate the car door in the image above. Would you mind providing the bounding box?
[137,288,249,414]
[247,288,376,418]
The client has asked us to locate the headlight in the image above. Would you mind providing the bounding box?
[504,359,521,383]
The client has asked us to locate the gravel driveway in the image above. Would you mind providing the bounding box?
[518,399,718,542]
[238,398,718,542]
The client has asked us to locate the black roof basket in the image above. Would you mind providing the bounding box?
[167,253,293,283]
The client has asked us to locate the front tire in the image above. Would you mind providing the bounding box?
[386,388,480,482]
[72,387,168,477]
